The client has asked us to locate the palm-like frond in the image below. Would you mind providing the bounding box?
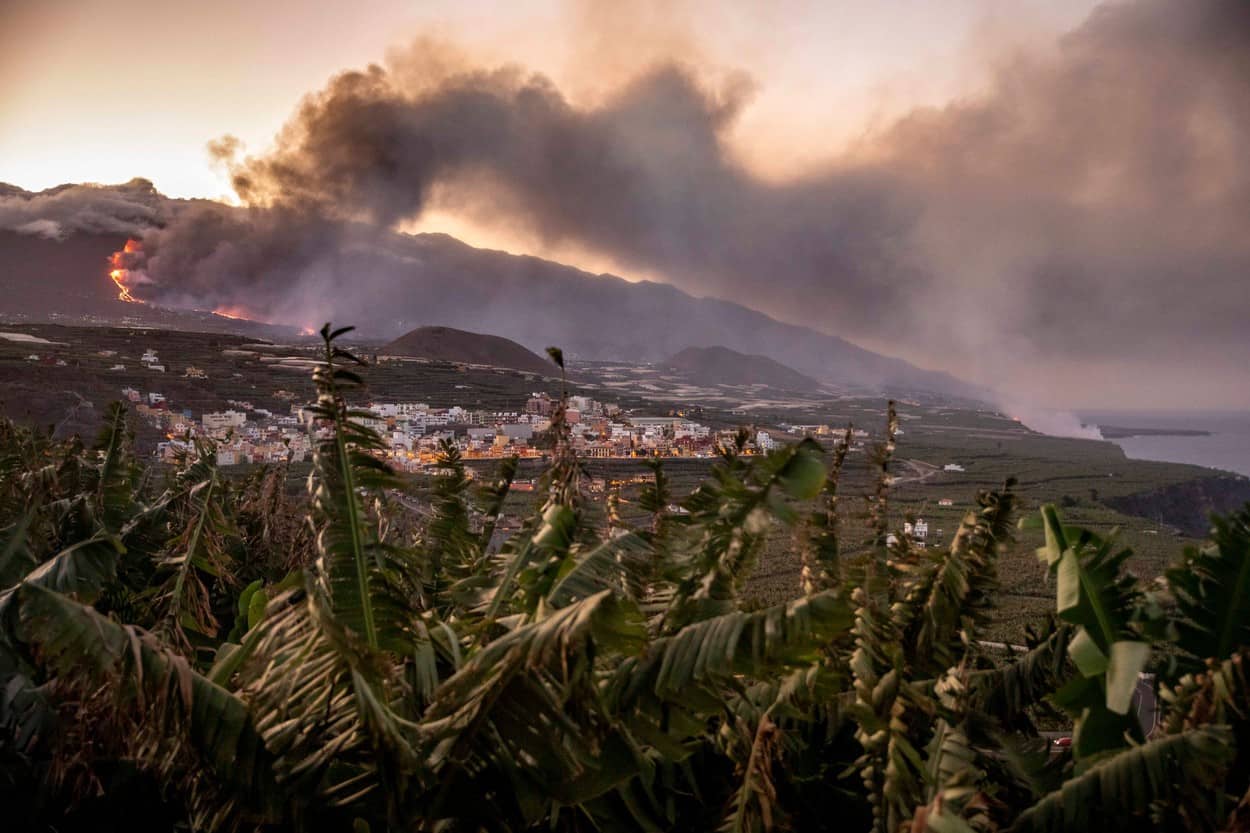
[152,444,236,654]
[866,401,898,553]
[547,530,653,608]
[0,504,40,588]
[1037,506,1160,760]
[964,625,1074,725]
[306,324,413,653]
[475,453,518,556]
[1008,726,1234,833]
[665,439,827,629]
[422,440,477,585]
[638,457,672,541]
[847,564,931,833]
[719,710,786,833]
[1160,650,1250,734]
[420,590,646,827]
[898,482,1016,677]
[226,324,422,818]
[802,424,852,595]
[91,402,138,532]
[611,590,852,710]
[237,583,417,815]
[4,531,122,604]
[480,378,587,624]
[14,582,277,830]
[914,671,997,833]
[1167,505,1250,671]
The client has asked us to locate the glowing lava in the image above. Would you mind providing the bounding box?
[107,239,144,303]
[212,306,252,321]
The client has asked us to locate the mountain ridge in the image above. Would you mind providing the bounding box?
[0,180,984,401]
[662,345,819,391]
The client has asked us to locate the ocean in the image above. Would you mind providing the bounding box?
[1079,410,1250,478]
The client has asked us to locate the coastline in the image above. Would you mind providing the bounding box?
[1082,410,1250,479]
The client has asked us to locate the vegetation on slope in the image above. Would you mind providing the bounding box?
[1,323,1249,832]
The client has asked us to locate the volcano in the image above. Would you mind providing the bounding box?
[382,325,553,375]
[0,180,983,401]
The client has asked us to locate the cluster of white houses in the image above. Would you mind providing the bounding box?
[357,392,734,470]
[123,386,787,470]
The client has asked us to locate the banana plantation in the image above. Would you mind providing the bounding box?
[4,325,1250,832]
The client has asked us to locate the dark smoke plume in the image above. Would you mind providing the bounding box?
[14,0,1250,402]
[0,179,167,239]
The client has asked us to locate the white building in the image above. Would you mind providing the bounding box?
[943,463,966,472]
[373,402,431,418]
[203,410,248,432]
[903,519,929,548]
[756,431,777,451]
[676,421,711,439]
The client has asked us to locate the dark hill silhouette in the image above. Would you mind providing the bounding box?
[0,230,128,317]
[663,346,819,391]
[382,325,552,375]
[0,181,983,400]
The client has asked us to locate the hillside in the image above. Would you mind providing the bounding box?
[0,181,982,400]
[0,229,129,316]
[382,325,552,375]
[663,345,818,390]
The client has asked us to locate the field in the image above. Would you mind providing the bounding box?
[3,321,1247,644]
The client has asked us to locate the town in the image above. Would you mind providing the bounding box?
[124,374,819,471]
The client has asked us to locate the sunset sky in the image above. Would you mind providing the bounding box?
[2,0,1247,409]
[0,0,1097,198]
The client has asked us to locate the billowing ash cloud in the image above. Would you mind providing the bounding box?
[197,56,918,328]
[0,179,167,239]
[15,0,1250,403]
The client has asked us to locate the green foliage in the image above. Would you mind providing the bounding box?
[1166,504,1250,671]
[3,329,1250,832]
[15,582,277,829]
[1036,506,1161,761]
[1010,726,1234,833]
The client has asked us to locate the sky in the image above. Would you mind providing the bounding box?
[0,0,1096,198]
[2,0,1248,410]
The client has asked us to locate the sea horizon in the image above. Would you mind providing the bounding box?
[1079,408,1250,478]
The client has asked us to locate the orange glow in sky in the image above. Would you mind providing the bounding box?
[0,0,1097,199]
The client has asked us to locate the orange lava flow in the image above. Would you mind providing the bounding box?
[107,239,144,303]
[212,306,252,321]
[109,269,137,302]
